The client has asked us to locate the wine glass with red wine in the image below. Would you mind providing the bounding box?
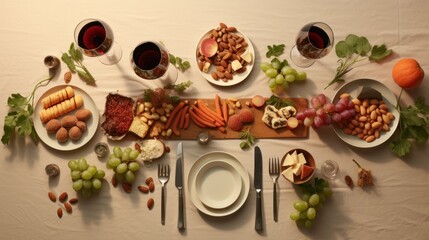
[74,19,122,65]
[130,41,178,86]
[290,22,334,68]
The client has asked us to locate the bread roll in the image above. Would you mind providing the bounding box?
[39,95,84,123]
[41,86,75,109]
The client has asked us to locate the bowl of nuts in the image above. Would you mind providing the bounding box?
[195,22,255,87]
[331,79,400,148]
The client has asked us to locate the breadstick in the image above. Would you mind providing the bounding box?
[41,86,74,109]
[39,95,83,123]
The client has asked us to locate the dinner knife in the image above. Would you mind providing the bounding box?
[175,142,185,230]
[254,146,263,231]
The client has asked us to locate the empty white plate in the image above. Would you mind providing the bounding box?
[195,160,242,209]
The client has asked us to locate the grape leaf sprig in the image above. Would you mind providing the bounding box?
[61,43,95,84]
[239,127,255,150]
[325,34,392,89]
[2,74,55,145]
[390,95,429,157]
[169,54,190,72]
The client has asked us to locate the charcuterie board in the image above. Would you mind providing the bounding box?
[168,97,308,140]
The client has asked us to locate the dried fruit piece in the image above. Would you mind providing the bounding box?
[69,198,79,205]
[352,159,374,188]
[48,192,56,202]
[138,185,149,193]
[147,198,154,210]
[59,192,68,203]
[57,208,63,218]
[345,175,354,188]
[64,202,72,214]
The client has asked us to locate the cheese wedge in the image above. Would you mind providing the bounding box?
[240,49,252,63]
[282,167,294,182]
[283,153,297,167]
[297,153,307,164]
[291,163,303,176]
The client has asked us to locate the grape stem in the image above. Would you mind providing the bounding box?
[352,159,362,169]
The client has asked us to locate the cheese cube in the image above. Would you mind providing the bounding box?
[283,153,297,167]
[240,50,252,63]
[231,60,242,71]
[282,167,294,182]
[202,62,211,73]
[291,163,303,176]
[297,153,307,164]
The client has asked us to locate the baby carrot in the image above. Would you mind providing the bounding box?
[165,101,185,129]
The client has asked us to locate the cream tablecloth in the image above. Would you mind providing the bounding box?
[1,0,428,239]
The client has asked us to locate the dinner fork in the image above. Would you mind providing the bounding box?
[158,163,170,225]
[269,157,280,222]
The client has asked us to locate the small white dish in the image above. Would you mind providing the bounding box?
[332,79,400,148]
[195,160,242,209]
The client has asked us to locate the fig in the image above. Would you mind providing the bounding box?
[200,38,218,57]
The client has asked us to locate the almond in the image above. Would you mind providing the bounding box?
[64,202,72,214]
[122,182,132,193]
[138,185,149,194]
[57,208,63,218]
[69,198,79,205]
[149,181,155,192]
[345,175,354,188]
[111,176,118,187]
[145,177,153,185]
[147,198,154,210]
[59,192,68,203]
[48,192,56,202]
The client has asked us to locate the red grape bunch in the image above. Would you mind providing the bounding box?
[296,93,355,129]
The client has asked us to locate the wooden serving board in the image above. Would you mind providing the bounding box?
[168,98,309,140]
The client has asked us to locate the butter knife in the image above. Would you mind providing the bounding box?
[175,142,185,230]
[254,146,263,231]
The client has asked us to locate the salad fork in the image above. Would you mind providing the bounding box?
[269,157,280,222]
[158,163,170,225]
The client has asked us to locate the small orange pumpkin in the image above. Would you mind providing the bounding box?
[392,58,424,89]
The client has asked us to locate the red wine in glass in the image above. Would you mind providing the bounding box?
[290,22,334,68]
[131,41,177,86]
[74,19,122,65]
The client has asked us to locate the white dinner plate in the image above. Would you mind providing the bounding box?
[188,152,250,217]
[195,29,255,87]
[195,160,242,209]
[332,79,400,148]
[34,85,99,151]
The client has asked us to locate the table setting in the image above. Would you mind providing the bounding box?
[1,1,429,240]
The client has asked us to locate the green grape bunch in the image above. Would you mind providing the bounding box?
[289,178,333,228]
[106,146,141,185]
[68,158,106,198]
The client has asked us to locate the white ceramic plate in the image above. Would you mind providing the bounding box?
[188,152,250,217]
[195,160,242,209]
[332,79,400,148]
[195,29,255,87]
[34,85,99,151]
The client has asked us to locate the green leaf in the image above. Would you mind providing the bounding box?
[7,94,28,108]
[335,41,353,58]
[389,138,411,157]
[17,117,33,136]
[354,37,371,55]
[407,125,429,143]
[369,44,392,61]
[76,70,96,84]
[169,54,176,65]
[266,44,285,58]
[345,34,359,47]
[61,53,76,72]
